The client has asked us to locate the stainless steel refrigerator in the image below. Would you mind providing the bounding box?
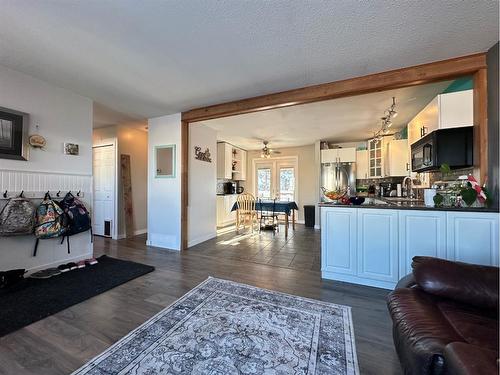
[321,161,357,200]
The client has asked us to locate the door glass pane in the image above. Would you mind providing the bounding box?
[279,167,295,201]
[257,168,271,199]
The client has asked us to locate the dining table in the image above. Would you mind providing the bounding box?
[231,200,299,238]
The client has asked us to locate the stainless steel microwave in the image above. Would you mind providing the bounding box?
[411,126,473,172]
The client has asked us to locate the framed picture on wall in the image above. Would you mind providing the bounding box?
[0,106,29,161]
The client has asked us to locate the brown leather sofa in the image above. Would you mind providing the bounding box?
[387,256,499,375]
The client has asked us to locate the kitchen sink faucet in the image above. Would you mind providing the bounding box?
[403,176,414,199]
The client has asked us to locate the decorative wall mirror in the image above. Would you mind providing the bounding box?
[155,145,176,178]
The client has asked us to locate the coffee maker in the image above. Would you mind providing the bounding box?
[223,182,236,194]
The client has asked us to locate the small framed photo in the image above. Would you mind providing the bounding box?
[64,142,79,155]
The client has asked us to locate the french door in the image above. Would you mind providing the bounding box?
[254,158,297,201]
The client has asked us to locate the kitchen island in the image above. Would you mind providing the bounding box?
[320,202,499,289]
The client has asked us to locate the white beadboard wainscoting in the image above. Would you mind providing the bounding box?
[0,169,93,272]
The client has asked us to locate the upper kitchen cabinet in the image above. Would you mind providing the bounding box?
[217,142,247,180]
[408,90,473,146]
[385,139,410,177]
[321,147,356,163]
[356,150,369,179]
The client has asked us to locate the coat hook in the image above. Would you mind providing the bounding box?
[19,190,24,198]
[3,190,7,198]
[56,190,61,197]
[77,190,81,197]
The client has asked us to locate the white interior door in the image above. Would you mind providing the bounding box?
[93,144,115,237]
[254,158,297,201]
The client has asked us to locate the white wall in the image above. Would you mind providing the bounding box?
[0,66,92,175]
[0,65,93,271]
[93,124,148,237]
[188,124,217,246]
[147,113,182,250]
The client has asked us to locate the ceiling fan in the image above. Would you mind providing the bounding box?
[260,140,281,158]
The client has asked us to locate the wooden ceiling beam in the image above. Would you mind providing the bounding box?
[182,53,486,123]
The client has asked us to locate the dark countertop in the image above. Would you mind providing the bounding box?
[318,198,499,213]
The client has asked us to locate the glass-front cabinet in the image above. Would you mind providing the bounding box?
[369,139,383,177]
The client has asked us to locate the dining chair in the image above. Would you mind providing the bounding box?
[236,193,257,233]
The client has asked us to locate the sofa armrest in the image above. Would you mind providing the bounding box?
[395,273,417,289]
[412,256,499,311]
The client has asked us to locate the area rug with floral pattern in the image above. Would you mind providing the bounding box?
[72,277,359,374]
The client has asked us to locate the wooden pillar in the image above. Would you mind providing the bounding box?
[473,68,488,183]
[181,120,189,250]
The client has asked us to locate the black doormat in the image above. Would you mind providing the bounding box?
[0,255,155,337]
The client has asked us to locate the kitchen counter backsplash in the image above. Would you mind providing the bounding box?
[427,167,474,185]
[356,176,404,187]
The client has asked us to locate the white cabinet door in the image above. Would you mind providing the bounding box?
[356,150,369,179]
[321,149,337,163]
[224,195,237,224]
[387,139,410,177]
[321,208,357,275]
[337,148,356,163]
[216,196,225,227]
[321,148,356,163]
[217,143,232,179]
[357,209,399,282]
[408,96,439,145]
[399,210,446,275]
[446,212,499,266]
[239,150,247,181]
[439,90,473,129]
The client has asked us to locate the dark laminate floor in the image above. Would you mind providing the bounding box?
[0,225,402,375]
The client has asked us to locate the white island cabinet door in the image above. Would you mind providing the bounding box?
[446,212,499,266]
[357,209,399,287]
[321,208,357,276]
[398,211,446,276]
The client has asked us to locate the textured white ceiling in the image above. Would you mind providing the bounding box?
[199,81,452,149]
[0,1,497,119]
[93,102,141,128]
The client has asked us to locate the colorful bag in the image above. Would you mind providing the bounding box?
[0,196,35,236]
[33,193,66,256]
[58,192,92,252]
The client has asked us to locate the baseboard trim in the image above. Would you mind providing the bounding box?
[188,232,217,248]
[145,240,180,251]
[116,229,147,239]
[314,224,321,230]
[321,270,395,290]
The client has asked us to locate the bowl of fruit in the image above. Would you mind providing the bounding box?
[321,187,347,203]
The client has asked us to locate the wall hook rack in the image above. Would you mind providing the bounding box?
[0,190,85,200]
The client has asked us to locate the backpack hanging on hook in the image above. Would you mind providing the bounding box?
[0,192,35,236]
[33,192,66,256]
[57,192,92,253]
